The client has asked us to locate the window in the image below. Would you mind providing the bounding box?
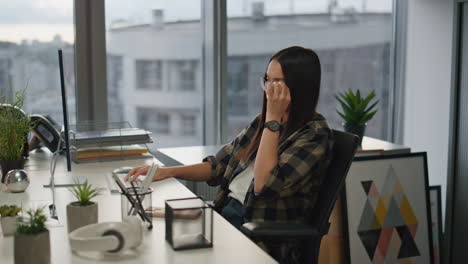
[180,114,196,136]
[137,107,170,134]
[107,55,123,121]
[106,1,203,148]
[154,112,170,134]
[227,57,250,117]
[135,60,162,90]
[168,60,198,91]
[0,2,76,124]
[105,1,395,147]
[226,56,265,137]
[225,0,394,142]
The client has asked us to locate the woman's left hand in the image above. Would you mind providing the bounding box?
[265,81,291,121]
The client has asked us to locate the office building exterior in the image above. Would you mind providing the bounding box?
[107,8,391,147]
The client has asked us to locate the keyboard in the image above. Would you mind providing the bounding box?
[107,169,145,194]
[107,164,158,194]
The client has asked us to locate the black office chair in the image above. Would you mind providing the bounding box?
[240,129,359,263]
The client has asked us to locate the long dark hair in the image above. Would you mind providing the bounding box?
[240,46,322,162]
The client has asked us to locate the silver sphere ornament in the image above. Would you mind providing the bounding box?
[5,169,29,193]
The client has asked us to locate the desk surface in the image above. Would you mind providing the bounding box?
[0,151,276,264]
[359,136,410,155]
[155,136,411,167]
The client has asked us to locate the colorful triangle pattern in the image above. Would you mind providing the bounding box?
[357,165,421,262]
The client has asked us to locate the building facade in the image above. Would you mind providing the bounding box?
[107,8,391,147]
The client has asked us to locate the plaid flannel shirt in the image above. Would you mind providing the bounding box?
[203,112,334,224]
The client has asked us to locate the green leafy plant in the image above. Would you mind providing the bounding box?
[0,205,21,217]
[16,207,47,234]
[69,180,104,206]
[0,88,31,161]
[336,89,379,126]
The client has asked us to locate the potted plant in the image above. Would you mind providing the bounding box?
[0,89,31,183]
[0,204,21,236]
[67,180,103,232]
[336,89,379,144]
[14,207,50,264]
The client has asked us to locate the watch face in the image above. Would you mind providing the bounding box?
[265,121,281,131]
[270,122,280,130]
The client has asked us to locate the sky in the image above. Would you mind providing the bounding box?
[0,0,392,44]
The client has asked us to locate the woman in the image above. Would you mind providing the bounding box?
[127,46,334,262]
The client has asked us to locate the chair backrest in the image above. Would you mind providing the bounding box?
[308,129,359,233]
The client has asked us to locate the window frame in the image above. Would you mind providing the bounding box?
[84,0,403,145]
[75,0,108,122]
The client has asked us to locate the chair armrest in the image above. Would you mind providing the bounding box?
[240,222,322,240]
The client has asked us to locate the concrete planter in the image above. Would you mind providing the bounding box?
[67,201,98,233]
[14,230,50,264]
[1,216,18,236]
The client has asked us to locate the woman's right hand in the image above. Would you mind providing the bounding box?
[265,80,291,122]
[125,165,169,182]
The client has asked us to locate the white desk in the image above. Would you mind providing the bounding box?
[0,150,277,264]
[154,136,411,167]
[359,136,410,155]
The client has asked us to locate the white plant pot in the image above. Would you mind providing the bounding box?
[67,202,98,233]
[1,216,18,236]
[14,230,50,264]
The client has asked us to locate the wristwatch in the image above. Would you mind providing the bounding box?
[263,120,282,132]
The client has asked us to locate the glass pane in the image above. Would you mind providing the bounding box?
[226,0,393,141]
[0,2,76,124]
[106,0,203,148]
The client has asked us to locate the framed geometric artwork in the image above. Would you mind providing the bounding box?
[429,185,442,264]
[342,152,433,264]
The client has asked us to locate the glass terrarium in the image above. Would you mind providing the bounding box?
[165,197,213,250]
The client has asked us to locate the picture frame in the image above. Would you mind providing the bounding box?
[342,152,433,264]
[429,185,442,264]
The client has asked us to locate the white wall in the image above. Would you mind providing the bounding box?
[404,0,454,216]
